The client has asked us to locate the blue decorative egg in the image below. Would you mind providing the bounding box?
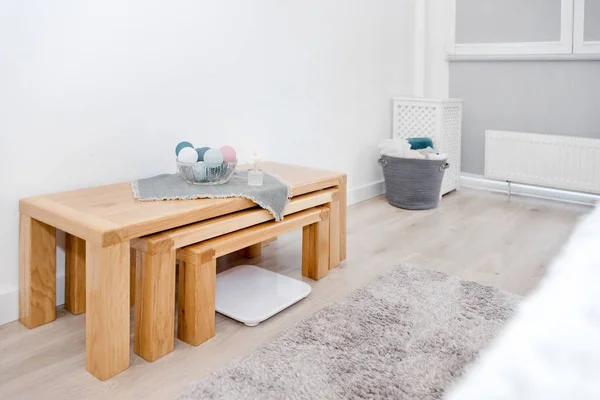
[195,147,210,161]
[175,141,194,156]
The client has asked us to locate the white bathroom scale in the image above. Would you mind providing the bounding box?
[215,265,312,327]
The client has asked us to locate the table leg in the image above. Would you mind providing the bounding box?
[130,249,136,307]
[238,243,262,258]
[65,240,136,314]
[327,192,341,269]
[65,233,86,315]
[177,257,216,346]
[86,241,130,381]
[302,209,330,280]
[338,175,347,262]
[19,214,56,328]
[134,249,176,362]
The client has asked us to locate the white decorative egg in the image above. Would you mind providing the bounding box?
[203,148,224,164]
[177,146,199,163]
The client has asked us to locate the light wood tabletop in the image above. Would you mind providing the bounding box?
[18,162,346,381]
[20,162,344,246]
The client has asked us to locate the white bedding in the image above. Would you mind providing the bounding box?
[447,205,600,400]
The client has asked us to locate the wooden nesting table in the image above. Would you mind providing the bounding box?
[18,162,346,381]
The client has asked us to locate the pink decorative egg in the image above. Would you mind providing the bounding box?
[220,145,237,162]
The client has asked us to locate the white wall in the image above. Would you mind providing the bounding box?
[423,0,453,98]
[0,0,417,324]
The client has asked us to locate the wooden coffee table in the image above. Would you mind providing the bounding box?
[18,162,346,380]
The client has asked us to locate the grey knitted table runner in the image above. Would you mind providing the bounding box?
[132,171,291,221]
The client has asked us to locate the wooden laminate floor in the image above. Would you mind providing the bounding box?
[0,189,590,399]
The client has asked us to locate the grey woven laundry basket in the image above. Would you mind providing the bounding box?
[379,155,449,210]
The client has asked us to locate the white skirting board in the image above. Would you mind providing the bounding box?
[347,180,385,206]
[0,289,19,327]
[460,173,600,206]
[0,274,65,326]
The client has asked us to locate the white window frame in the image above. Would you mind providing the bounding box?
[574,0,600,54]
[449,0,574,56]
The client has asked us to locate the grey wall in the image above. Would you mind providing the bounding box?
[450,61,600,174]
[456,0,562,44]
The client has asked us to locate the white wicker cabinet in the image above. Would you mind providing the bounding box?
[392,97,463,195]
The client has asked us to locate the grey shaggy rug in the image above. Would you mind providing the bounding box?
[178,265,520,400]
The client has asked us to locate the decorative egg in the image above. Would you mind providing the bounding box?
[195,147,210,161]
[203,148,224,164]
[175,141,194,156]
[220,145,237,162]
[177,146,199,163]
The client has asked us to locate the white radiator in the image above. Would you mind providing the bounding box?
[485,130,600,194]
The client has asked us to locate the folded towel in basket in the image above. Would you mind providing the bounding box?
[407,137,434,150]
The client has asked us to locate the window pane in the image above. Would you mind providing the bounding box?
[584,0,600,41]
[456,0,562,44]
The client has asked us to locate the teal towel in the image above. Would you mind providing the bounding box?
[407,137,434,150]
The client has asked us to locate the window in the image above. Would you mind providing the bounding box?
[449,0,600,57]
[574,0,600,53]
